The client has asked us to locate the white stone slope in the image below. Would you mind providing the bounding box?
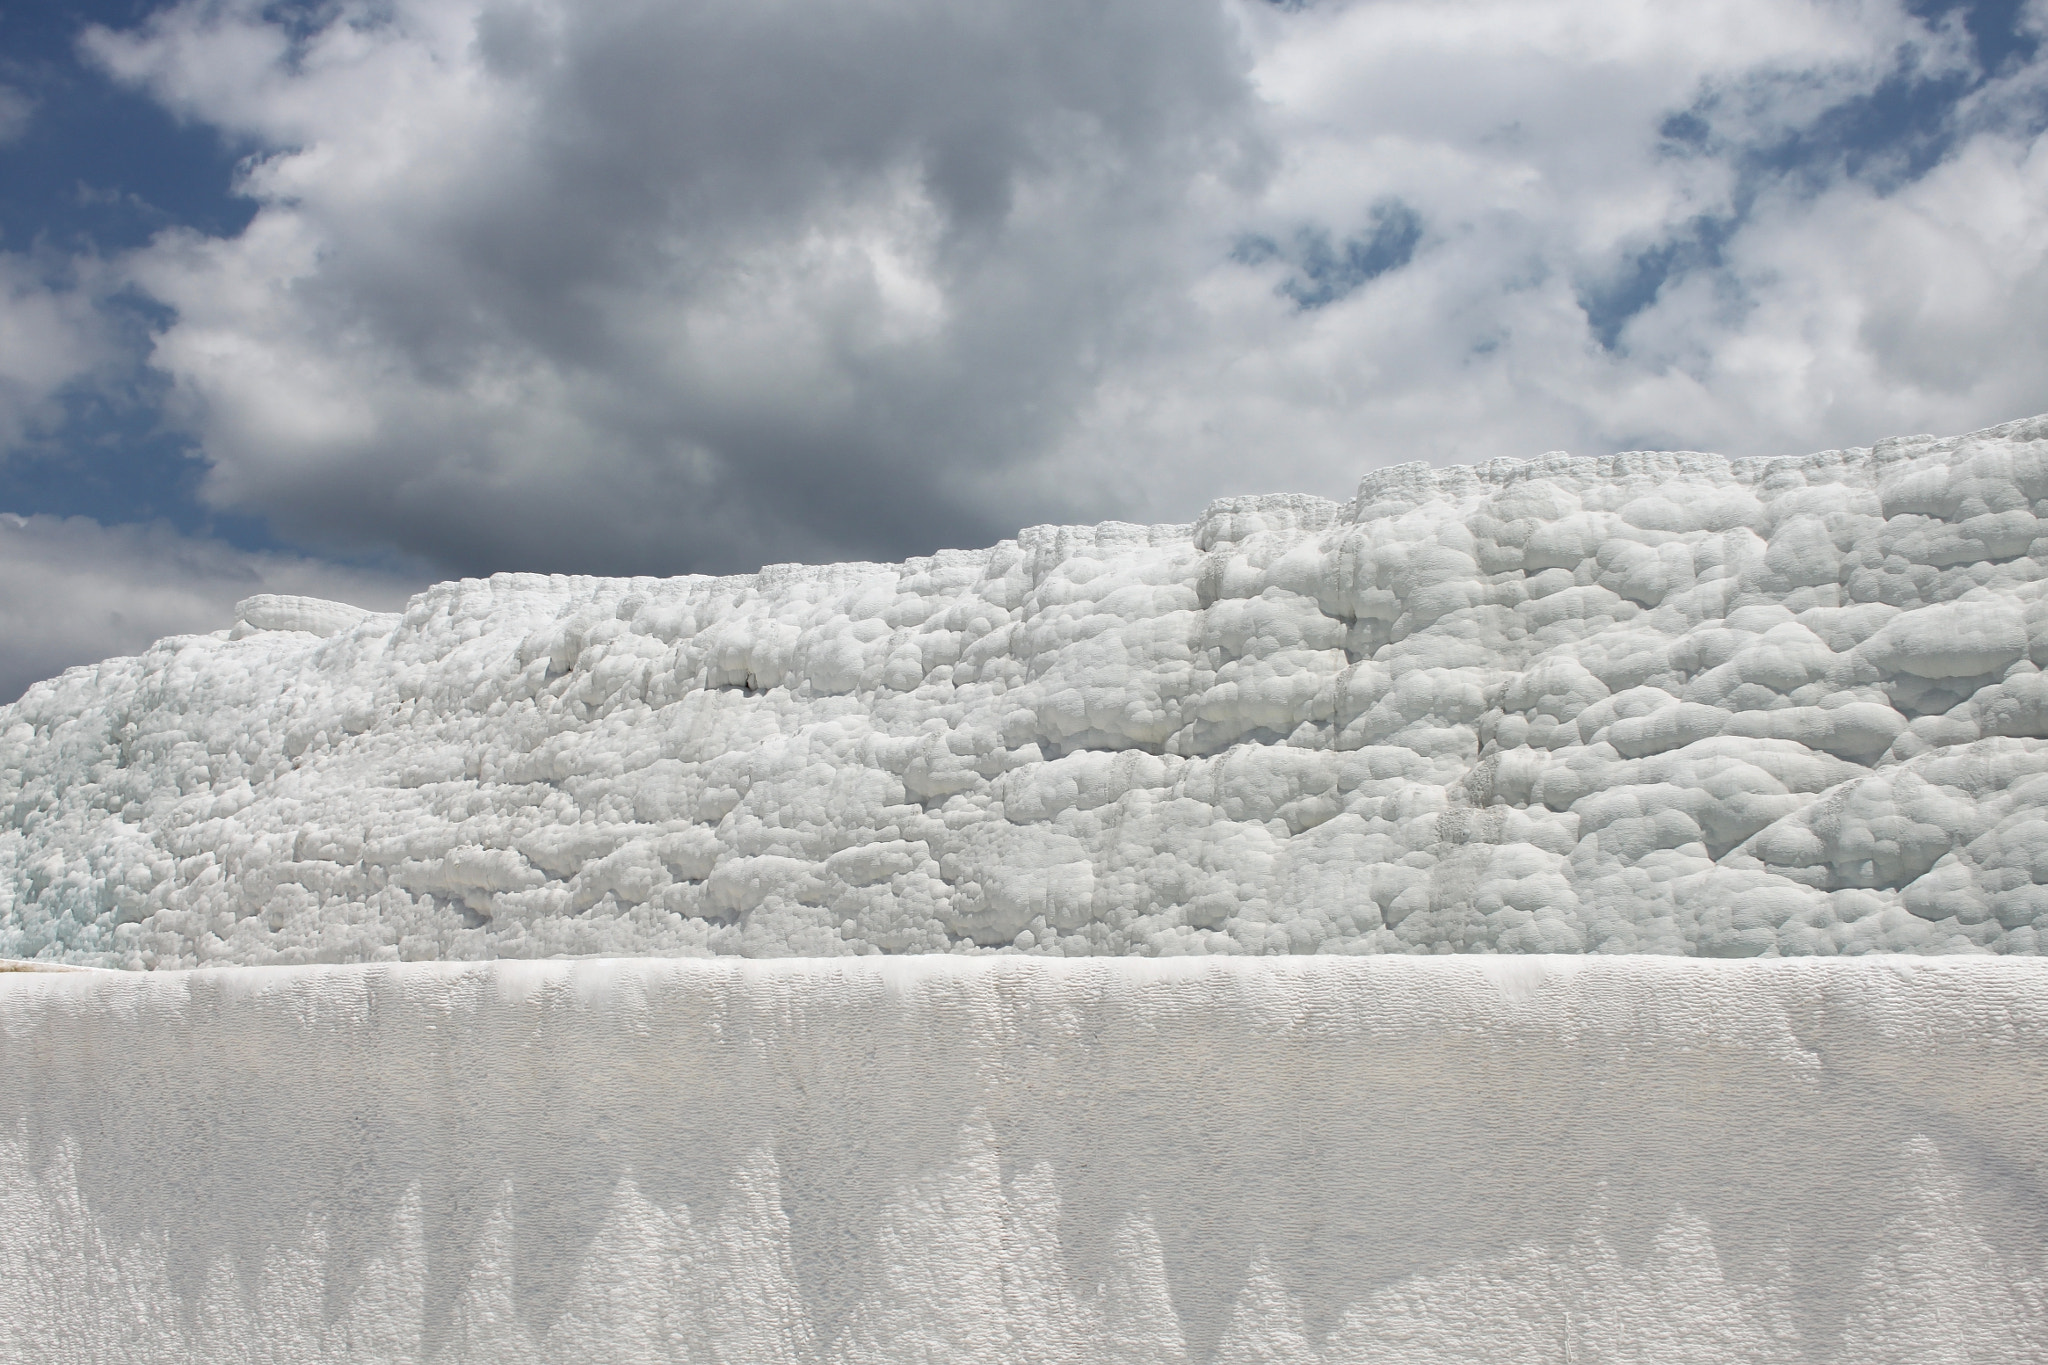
[11,418,2048,966]
[4,956,2045,1364]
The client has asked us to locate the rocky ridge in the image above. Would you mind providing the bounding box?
[10,418,2048,964]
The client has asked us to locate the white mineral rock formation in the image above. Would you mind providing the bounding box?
[11,417,2048,966]
[4,956,2045,1363]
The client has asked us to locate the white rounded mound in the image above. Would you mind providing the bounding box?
[11,418,2048,966]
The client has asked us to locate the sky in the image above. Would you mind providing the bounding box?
[3,0,2048,700]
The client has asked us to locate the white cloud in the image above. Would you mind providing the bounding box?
[0,253,113,453]
[1039,0,2010,513]
[0,514,423,703]
[67,0,2048,578]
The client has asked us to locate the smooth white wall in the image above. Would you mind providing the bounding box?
[3,955,2046,1363]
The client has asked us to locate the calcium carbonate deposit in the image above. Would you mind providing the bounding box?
[5,955,2046,1363]
[13,417,2048,966]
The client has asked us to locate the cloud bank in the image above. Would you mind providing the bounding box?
[89,0,1263,576]
[7,0,2048,692]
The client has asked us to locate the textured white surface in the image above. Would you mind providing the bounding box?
[15,419,2048,964]
[3,955,2045,1364]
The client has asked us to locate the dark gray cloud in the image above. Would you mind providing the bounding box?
[93,0,1262,577]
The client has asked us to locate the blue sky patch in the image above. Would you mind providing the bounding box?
[1235,201,1424,311]
[0,0,274,547]
[1577,215,1738,353]
[0,1,257,254]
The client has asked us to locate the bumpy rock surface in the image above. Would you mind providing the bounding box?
[11,419,2048,966]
